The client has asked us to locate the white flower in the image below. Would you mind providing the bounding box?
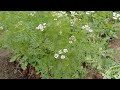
[69,41,73,44]
[70,18,78,26]
[36,27,39,29]
[70,11,76,14]
[61,55,65,59]
[82,25,93,32]
[0,26,3,30]
[70,20,74,24]
[54,54,59,59]
[69,35,76,41]
[82,26,85,29]
[86,11,90,14]
[43,23,46,26]
[60,11,66,14]
[63,49,68,53]
[70,11,77,16]
[112,12,120,20]
[85,25,89,28]
[71,35,75,38]
[54,18,57,20]
[117,14,120,18]
[113,12,116,16]
[91,11,95,13]
[70,21,74,26]
[113,17,117,20]
[36,23,47,31]
[36,24,43,30]
[52,11,67,18]
[41,29,44,31]
[28,12,36,16]
[88,29,93,32]
[58,50,63,54]
[30,13,34,16]
[39,24,44,30]
[86,11,95,15]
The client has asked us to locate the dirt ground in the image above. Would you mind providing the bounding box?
[82,62,103,79]
[0,49,41,79]
[109,32,120,63]
[0,49,23,79]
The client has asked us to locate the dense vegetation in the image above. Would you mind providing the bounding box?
[0,11,120,79]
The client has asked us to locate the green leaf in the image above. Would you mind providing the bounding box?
[21,62,28,70]
[113,34,118,39]
[10,54,21,62]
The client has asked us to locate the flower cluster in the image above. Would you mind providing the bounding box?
[70,11,78,17]
[36,23,46,31]
[52,11,67,20]
[54,49,68,59]
[82,25,93,32]
[85,11,95,15]
[15,21,23,28]
[113,12,120,20]
[70,18,78,26]
[28,12,36,17]
[0,26,3,30]
[69,35,76,44]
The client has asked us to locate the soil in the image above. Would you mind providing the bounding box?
[82,62,103,79]
[0,49,23,79]
[109,31,120,63]
[109,42,120,63]
[0,49,41,79]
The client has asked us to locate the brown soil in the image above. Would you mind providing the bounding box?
[19,65,41,79]
[109,29,120,63]
[0,49,23,79]
[109,40,120,63]
[82,62,103,79]
[0,49,41,79]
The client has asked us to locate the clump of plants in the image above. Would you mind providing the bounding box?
[0,11,119,79]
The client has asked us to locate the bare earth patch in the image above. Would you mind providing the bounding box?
[0,49,42,79]
[0,49,23,79]
[109,40,120,62]
[109,29,120,63]
[82,62,103,79]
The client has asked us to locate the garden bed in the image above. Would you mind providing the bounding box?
[0,11,120,79]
